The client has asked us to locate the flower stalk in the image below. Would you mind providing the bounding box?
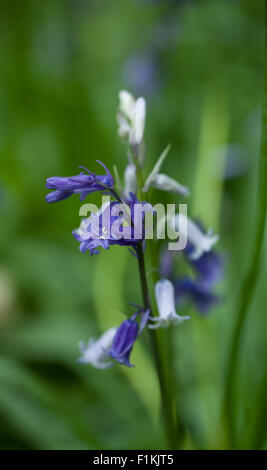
[45,88,221,449]
[132,136,184,448]
[135,242,179,449]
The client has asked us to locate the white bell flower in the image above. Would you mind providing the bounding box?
[176,213,219,260]
[117,112,131,139]
[117,90,146,147]
[149,279,190,329]
[151,173,190,196]
[129,97,146,146]
[78,327,117,369]
[142,145,189,196]
[118,90,135,120]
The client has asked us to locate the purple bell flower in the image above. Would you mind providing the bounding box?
[184,242,223,288]
[72,231,110,255]
[109,317,139,367]
[73,197,152,255]
[159,218,224,315]
[46,189,76,204]
[46,160,114,203]
[175,277,220,315]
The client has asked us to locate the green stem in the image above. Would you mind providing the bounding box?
[132,143,181,447]
[224,2,267,447]
[147,239,184,443]
[136,241,178,449]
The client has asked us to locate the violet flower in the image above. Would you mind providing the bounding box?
[109,316,139,367]
[78,309,149,369]
[159,231,223,315]
[175,277,220,315]
[46,160,114,203]
[73,197,152,255]
[184,242,223,288]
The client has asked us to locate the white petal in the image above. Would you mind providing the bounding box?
[148,313,189,329]
[98,327,117,350]
[189,235,219,260]
[91,359,114,370]
[117,111,131,138]
[151,173,190,196]
[155,279,176,320]
[168,312,190,324]
[148,319,167,329]
[153,279,190,328]
[129,97,146,145]
[78,340,86,352]
[118,90,135,120]
[124,164,137,197]
[142,144,171,192]
[176,213,219,259]
[78,327,117,369]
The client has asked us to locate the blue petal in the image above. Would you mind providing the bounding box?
[175,277,220,314]
[109,319,138,367]
[46,189,73,203]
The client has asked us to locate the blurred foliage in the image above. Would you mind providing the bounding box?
[0,0,266,449]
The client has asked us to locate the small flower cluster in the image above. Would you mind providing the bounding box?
[77,279,189,368]
[72,195,151,256]
[46,90,222,368]
[78,310,149,368]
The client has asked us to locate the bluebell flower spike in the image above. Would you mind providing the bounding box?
[45,90,224,373]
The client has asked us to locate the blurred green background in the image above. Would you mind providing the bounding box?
[0,0,266,449]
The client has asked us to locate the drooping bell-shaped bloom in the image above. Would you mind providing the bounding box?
[78,327,117,369]
[118,90,136,120]
[129,97,146,146]
[175,277,220,314]
[46,161,114,203]
[46,189,76,204]
[117,112,131,139]
[73,198,151,255]
[175,213,219,260]
[109,317,139,367]
[73,229,110,255]
[150,173,190,196]
[185,242,223,288]
[117,90,146,147]
[149,279,190,329]
[142,145,189,196]
[159,238,223,315]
